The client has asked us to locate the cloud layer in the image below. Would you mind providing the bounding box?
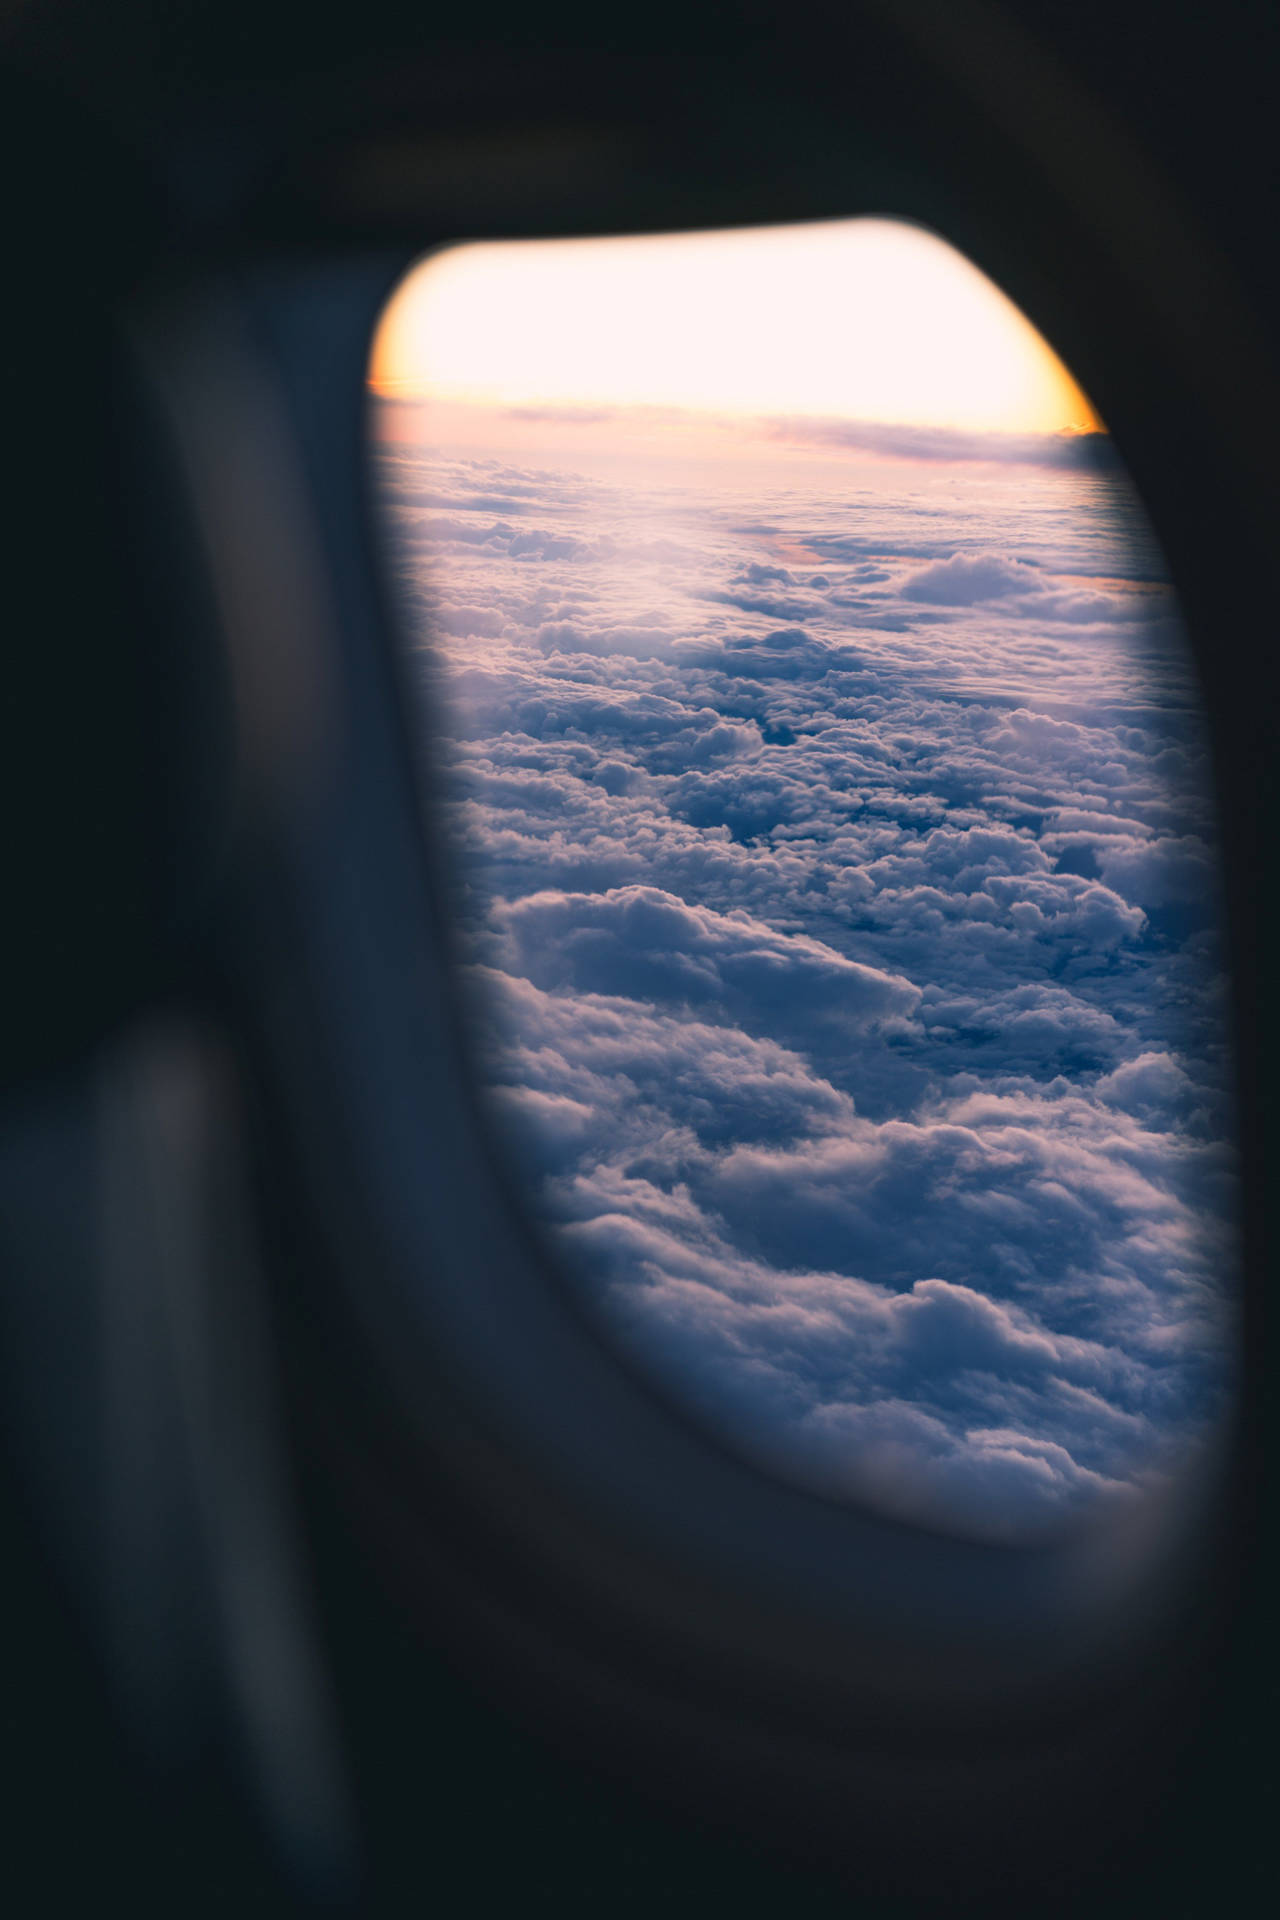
[378,432,1236,1540]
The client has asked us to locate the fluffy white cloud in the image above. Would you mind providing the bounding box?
[379,439,1236,1539]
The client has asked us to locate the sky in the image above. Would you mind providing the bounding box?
[369,219,1234,1541]
[370,218,1102,434]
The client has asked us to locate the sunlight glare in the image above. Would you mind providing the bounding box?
[369,218,1100,437]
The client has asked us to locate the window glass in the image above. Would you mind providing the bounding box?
[370,220,1237,1541]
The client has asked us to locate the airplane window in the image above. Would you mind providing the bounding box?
[368,219,1238,1543]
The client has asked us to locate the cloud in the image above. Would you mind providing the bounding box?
[764,416,1121,471]
[900,552,1146,624]
[376,434,1236,1539]
[492,884,921,1042]
[506,404,616,424]
[431,603,507,637]
[1094,834,1220,909]
[902,552,1048,604]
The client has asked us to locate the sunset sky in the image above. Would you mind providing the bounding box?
[369,217,1101,440]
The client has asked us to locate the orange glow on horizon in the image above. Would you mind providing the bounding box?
[369,218,1102,440]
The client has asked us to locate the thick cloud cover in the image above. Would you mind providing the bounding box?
[377,428,1236,1540]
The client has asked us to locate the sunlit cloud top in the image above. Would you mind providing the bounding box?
[369,217,1101,437]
